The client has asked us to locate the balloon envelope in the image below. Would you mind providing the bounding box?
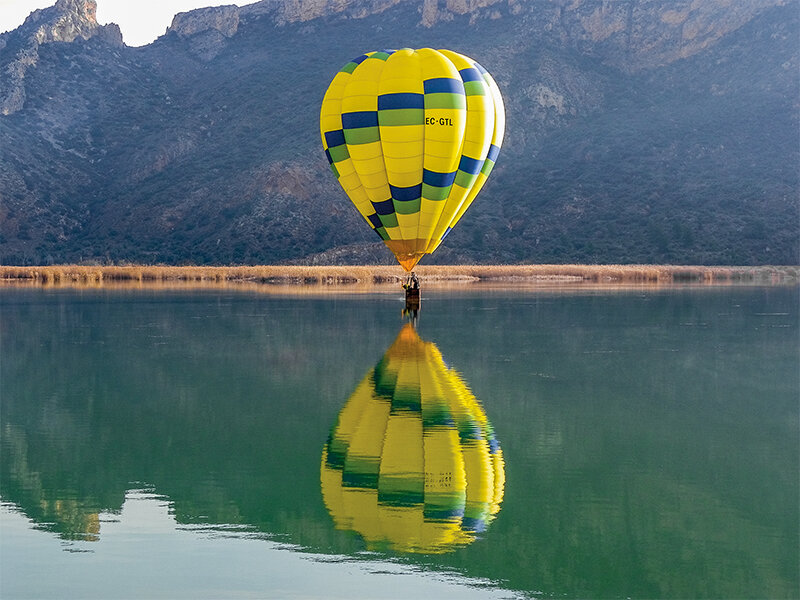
[321,324,504,553]
[320,48,505,271]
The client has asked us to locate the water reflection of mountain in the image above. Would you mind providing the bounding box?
[1,289,797,598]
[321,324,504,553]
[0,293,385,551]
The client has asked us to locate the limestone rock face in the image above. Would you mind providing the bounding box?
[239,0,404,25]
[167,5,241,60]
[26,0,112,44]
[169,5,241,39]
[0,0,122,114]
[161,0,784,72]
[413,0,787,71]
[553,0,789,71]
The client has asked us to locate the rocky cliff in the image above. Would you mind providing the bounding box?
[0,0,797,266]
[165,0,787,70]
[0,0,121,115]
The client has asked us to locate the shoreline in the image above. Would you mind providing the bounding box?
[1,264,797,291]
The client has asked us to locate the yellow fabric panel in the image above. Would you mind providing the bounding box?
[382,224,402,240]
[338,171,375,223]
[346,151,384,176]
[451,174,487,227]
[336,166,362,191]
[320,69,377,223]
[425,50,496,252]
[360,175,391,192]
[341,57,391,205]
[416,203,443,241]
[425,172,471,248]
[380,155,420,173]
[379,49,424,179]
[380,50,424,243]
[461,94,494,157]
[422,139,460,162]
[423,194,464,252]
[395,212,419,232]
[380,126,424,146]
[319,71,349,139]
[417,49,467,248]
[342,67,381,111]
[415,224,434,242]
[419,48,465,167]
[345,141,381,167]
[429,62,506,252]
[379,48,416,93]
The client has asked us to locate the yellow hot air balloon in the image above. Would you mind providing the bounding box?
[320,48,505,271]
[320,324,505,553]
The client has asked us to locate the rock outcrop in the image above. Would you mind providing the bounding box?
[161,0,785,71]
[0,0,122,114]
[167,5,240,60]
[419,0,789,72]
[20,0,121,45]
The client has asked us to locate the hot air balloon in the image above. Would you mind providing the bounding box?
[320,324,504,554]
[320,48,505,272]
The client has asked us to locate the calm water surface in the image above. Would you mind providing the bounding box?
[1,286,798,599]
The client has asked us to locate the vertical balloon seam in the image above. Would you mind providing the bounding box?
[418,48,468,259]
[339,52,387,241]
[377,48,420,248]
[320,53,381,237]
[341,52,392,245]
[426,49,496,253]
[430,56,505,253]
[371,49,405,246]
[445,61,505,237]
[456,55,499,238]
[415,48,433,254]
[444,56,494,250]
[413,48,427,257]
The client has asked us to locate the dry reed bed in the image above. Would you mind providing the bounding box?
[1,264,797,289]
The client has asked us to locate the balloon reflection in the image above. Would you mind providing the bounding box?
[321,324,504,554]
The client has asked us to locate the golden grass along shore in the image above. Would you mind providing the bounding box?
[1,264,797,290]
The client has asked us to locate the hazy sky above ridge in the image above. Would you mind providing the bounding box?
[1,0,258,46]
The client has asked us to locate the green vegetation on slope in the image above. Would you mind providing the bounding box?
[0,2,797,266]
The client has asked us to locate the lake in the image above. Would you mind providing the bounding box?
[1,285,798,599]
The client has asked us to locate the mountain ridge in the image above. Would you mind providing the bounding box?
[0,0,797,266]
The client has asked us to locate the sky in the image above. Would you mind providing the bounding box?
[0,0,257,46]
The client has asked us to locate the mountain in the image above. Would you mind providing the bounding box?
[0,0,797,266]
